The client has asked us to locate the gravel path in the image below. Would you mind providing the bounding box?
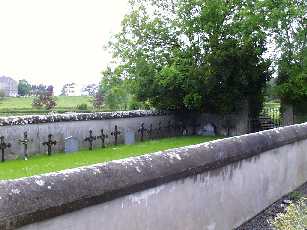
[237,182,307,230]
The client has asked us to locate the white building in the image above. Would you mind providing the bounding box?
[0,76,18,97]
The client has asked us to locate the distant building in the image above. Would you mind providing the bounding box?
[0,76,18,97]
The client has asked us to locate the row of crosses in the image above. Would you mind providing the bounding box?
[0,132,57,162]
[0,121,201,162]
[84,126,121,150]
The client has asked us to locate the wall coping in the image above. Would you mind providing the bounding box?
[0,110,170,127]
[1,123,307,229]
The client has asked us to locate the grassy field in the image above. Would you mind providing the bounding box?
[0,96,92,109]
[0,135,221,180]
[0,96,93,116]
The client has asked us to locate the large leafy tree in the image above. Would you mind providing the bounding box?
[263,0,307,105]
[106,0,271,115]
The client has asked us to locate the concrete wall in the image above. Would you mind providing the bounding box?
[0,109,249,160]
[0,123,307,230]
[1,115,174,160]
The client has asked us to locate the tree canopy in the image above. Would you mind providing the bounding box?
[103,0,305,114]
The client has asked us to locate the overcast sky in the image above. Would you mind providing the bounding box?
[0,0,128,94]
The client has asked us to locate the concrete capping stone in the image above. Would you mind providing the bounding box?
[0,123,307,229]
[0,110,169,127]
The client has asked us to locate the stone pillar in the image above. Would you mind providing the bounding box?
[282,104,294,126]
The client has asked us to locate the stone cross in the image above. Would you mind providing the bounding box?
[111,125,121,145]
[97,129,108,148]
[18,131,32,160]
[84,130,96,150]
[138,123,147,142]
[0,136,11,162]
[43,134,57,156]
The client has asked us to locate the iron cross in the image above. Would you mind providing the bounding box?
[0,136,11,162]
[84,130,96,150]
[156,121,162,138]
[147,124,153,139]
[138,123,147,142]
[18,131,32,160]
[111,125,121,145]
[191,123,201,135]
[165,120,173,137]
[97,129,108,148]
[43,134,57,156]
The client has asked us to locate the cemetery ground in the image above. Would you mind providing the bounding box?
[0,135,221,180]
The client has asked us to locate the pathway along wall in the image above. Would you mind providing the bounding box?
[0,109,248,160]
[0,123,306,230]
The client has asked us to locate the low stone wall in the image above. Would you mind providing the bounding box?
[0,123,306,230]
[0,109,248,160]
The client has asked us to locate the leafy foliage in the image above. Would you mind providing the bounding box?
[32,90,57,110]
[92,90,104,109]
[271,198,307,230]
[106,0,271,115]
[17,79,31,96]
[265,0,307,105]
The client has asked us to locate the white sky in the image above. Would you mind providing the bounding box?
[0,0,128,95]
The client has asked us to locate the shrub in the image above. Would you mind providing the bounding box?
[271,198,307,230]
[76,104,88,111]
[32,93,56,110]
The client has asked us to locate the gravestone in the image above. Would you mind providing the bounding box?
[198,123,216,136]
[64,136,79,153]
[124,129,135,145]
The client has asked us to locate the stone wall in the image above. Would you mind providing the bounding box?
[0,123,306,230]
[0,109,249,160]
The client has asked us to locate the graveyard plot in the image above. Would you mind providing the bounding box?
[0,135,221,180]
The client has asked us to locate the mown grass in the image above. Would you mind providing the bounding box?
[0,96,92,109]
[0,96,94,116]
[0,135,221,180]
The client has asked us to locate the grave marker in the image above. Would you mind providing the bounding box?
[138,123,147,142]
[43,134,57,156]
[84,130,96,150]
[64,136,79,153]
[111,125,121,145]
[97,129,108,148]
[0,136,11,162]
[199,123,216,136]
[190,122,201,135]
[165,120,173,137]
[124,129,135,145]
[147,124,153,139]
[18,131,32,160]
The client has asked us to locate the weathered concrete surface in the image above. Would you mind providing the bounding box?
[0,123,306,230]
[18,141,307,230]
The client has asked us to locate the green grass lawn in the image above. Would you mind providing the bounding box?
[0,96,92,109]
[0,96,93,116]
[0,136,221,180]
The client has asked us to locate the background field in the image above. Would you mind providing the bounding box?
[0,96,94,116]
